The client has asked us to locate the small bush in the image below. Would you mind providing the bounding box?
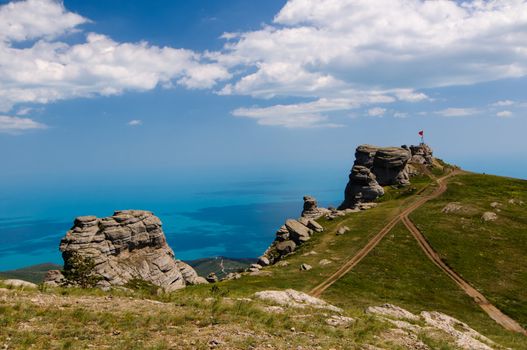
[61,253,102,289]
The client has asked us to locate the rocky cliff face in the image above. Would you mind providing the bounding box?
[46,210,206,291]
[340,143,434,209]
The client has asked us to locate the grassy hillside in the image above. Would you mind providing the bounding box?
[411,173,527,329]
[0,263,61,284]
[1,170,526,349]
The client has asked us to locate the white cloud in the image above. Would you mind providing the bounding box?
[367,107,386,117]
[435,108,479,117]
[497,110,513,118]
[0,0,86,42]
[128,119,142,126]
[0,0,230,112]
[214,0,527,127]
[491,100,515,107]
[0,115,47,134]
[393,112,408,119]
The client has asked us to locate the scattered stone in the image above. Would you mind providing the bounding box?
[257,256,270,266]
[222,272,241,281]
[319,259,332,266]
[366,304,420,321]
[300,263,312,271]
[276,261,289,267]
[421,311,495,350]
[481,212,498,222]
[254,289,342,312]
[302,250,318,256]
[275,240,297,255]
[508,198,524,205]
[285,219,313,244]
[43,270,65,287]
[325,315,355,327]
[336,226,350,235]
[442,202,463,213]
[53,210,204,291]
[382,328,430,350]
[490,202,501,208]
[306,219,324,233]
[206,273,219,283]
[2,279,38,289]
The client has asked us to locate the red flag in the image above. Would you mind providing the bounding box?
[418,130,424,137]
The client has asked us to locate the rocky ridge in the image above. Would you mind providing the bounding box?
[340,143,434,209]
[44,210,206,291]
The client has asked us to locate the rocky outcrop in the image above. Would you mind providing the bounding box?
[409,143,434,165]
[340,143,433,209]
[258,197,327,265]
[46,210,206,291]
[254,289,342,312]
[301,196,330,219]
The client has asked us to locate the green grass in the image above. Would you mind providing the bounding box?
[321,222,527,349]
[411,173,527,330]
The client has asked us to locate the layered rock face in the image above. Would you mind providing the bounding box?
[409,143,434,165]
[340,144,433,209]
[48,210,206,290]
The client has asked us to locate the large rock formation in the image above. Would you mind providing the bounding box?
[340,143,433,209]
[47,210,206,291]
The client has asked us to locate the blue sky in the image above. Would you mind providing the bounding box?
[1,0,527,184]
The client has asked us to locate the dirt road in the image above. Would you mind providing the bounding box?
[310,170,526,335]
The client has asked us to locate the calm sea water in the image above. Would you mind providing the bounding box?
[0,168,346,270]
[1,160,524,271]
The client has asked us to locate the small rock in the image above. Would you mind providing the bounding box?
[319,259,332,266]
[276,261,289,267]
[442,202,463,213]
[206,272,219,283]
[250,263,262,270]
[336,226,350,235]
[300,263,312,271]
[481,212,497,222]
[257,256,270,266]
[490,202,501,208]
[326,315,355,327]
[302,250,318,256]
[2,279,38,289]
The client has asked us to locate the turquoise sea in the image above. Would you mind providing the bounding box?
[0,158,524,271]
[0,167,346,271]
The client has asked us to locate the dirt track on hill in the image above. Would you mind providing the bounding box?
[310,170,527,335]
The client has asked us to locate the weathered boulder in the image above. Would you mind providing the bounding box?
[52,210,206,291]
[254,289,342,312]
[1,279,38,289]
[285,219,313,244]
[275,240,296,255]
[301,196,330,219]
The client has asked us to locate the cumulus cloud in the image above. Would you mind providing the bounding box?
[128,119,142,126]
[216,0,527,127]
[496,110,513,118]
[0,0,230,113]
[0,115,47,134]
